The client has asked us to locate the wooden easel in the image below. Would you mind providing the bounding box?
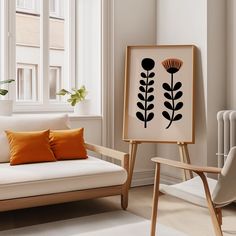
[127,140,193,189]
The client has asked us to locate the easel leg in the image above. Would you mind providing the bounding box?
[178,142,193,181]
[127,141,138,189]
[150,163,161,236]
[178,143,188,181]
[183,144,193,179]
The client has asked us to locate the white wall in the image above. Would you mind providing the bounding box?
[156,0,226,181]
[226,0,236,109]
[113,0,157,186]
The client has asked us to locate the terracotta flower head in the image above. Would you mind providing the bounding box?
[162,58,183,74]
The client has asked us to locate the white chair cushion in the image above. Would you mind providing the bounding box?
[0,156,127,200]
[160,176,217,207]
[0,114,70,163]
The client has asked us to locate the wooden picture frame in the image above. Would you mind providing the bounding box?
[123,45,195,144]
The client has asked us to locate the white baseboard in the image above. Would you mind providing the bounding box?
[131,169,181,187]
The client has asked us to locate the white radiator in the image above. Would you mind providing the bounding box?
[217,110,236,167]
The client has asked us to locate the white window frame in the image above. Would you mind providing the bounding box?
[2,0,75,112]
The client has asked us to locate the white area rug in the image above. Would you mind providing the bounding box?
[0,210,187,236]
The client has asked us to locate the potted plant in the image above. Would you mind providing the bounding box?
[57,85,89,115]
[0,79,15,116]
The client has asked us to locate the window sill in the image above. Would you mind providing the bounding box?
[12,112,102,121]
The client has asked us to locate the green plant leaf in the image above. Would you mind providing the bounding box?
[0,79,15,85]
[0,89,8,96]
[56,89,71,96]
[58,85,88,106]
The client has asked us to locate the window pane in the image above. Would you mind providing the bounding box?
[16,0,40,102]
[49,0,65,102]
[17,64,38,101]
[16,0,39,14]
[50,0,64,18]
[50,0,56,13]
[49,67,61,100]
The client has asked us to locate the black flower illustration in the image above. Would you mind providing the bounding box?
[136,58,155,128]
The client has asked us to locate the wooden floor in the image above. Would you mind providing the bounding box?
[0,185,235,236]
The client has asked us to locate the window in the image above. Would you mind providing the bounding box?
[14,0,73,111]
[1,0,102,114]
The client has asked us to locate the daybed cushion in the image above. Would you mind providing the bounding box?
[0,156,127,200]
[0,114,70,163]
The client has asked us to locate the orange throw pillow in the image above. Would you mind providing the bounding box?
[5,130,56,165]
[50,128,87,160]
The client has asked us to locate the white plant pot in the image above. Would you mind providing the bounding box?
[0,100,13,116]
[74,100,90,115]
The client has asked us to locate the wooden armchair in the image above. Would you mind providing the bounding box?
[150,147,236,236]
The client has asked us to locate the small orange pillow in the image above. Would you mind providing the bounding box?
[49,128,87,160]
[5,130,56,165]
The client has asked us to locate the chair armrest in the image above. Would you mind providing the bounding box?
[85,142,129,169]
[151,157,222,174]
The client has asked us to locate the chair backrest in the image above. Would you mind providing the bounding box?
[212,146,236,207]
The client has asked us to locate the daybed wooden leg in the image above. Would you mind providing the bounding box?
[150,163,161,236]
[121,192,128,210]
[198,173,223,236]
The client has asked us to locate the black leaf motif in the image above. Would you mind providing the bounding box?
[138,93,145,101]
[136,112,145,121]
[141,72,147,78]
[147,104,154,110]
[174,91,183,100]
[162,111,171,121]
[164,101,173,110]
[139,86,145,92]
[173,114,182,121]
[173,82,182,91]
[137,102,145,110]
[148,80,154,86]
[147,87,154,93]
[175,102,183,111]
[147,113,154,122]
[140,80,146,86]
[147,95,154,102]
[163,83,171,91]
[149,72,155,78]
[164,92,172,100]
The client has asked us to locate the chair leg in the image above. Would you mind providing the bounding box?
[150,163,161,236]
[216,208,222,226]
[198,173,223,236]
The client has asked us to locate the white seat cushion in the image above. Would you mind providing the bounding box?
[160,176,217,207]
[0,157,127,200]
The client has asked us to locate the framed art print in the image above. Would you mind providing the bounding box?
[123,45,195,143]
